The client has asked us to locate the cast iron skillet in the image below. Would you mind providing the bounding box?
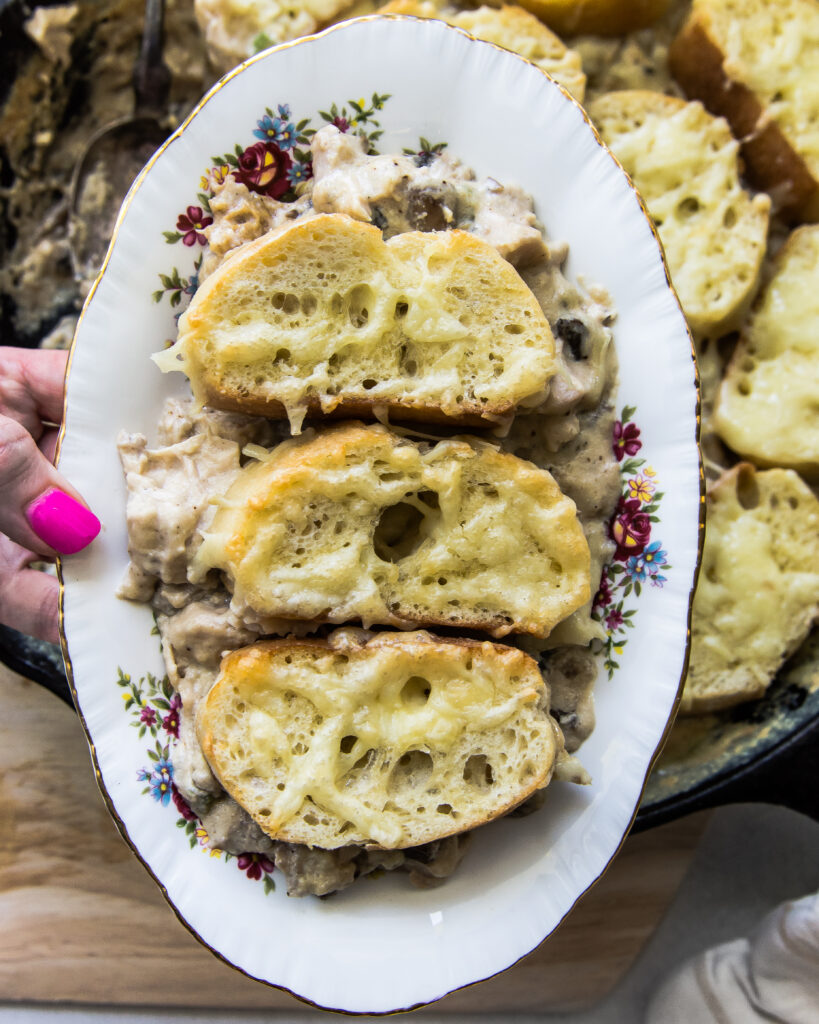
[2,0,818,831]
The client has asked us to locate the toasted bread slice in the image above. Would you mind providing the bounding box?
[513,0,669,36]
[197,630,565,849]
[379,1,586,102]
[589,90,770,338]
[192,422,591,638]
[715,225,819,478]
[669,0,819,223]
[682,464,819,713]
[155,214,556,433]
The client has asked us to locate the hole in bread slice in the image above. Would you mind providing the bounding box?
[193,422,591,638]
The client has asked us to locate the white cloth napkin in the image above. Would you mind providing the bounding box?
[646,892,819,1023]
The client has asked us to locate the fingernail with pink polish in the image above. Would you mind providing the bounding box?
[26,489,101,555]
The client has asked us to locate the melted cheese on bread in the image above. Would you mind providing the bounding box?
[155,214,556,433]
[193,422,591,638]
[197,630,565,848]
[716,225,819,477]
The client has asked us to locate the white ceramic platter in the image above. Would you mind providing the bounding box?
[58,16,702,1014]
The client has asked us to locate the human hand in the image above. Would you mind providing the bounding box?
[0,347,100,644]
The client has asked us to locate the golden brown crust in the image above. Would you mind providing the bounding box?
[198,389,512,430]
[669,16,819,223]
[514,0,669,37]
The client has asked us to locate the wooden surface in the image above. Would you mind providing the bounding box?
[0,663,707,1012]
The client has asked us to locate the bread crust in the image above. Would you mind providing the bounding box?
[197,630,564,849]
[194,385,512,429]
[669,14,819,223]
[513,0,668,37]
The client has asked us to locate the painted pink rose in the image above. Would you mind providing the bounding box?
[611,497,652,561]
[233,140,292,198]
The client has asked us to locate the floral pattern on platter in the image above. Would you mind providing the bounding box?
[116,667,276,893]
[153,93,392,309]
[592,406,671,677]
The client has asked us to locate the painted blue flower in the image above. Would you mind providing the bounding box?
[274,119,297,150]
[642,540,668,571]
[253,114,276,141]
[277,103,291,119]
[137,767,151,782]
[650,573,668,588]
[625,555,648,582]
[253,114,297,149]
[148,757,174,806]
[288,160,312,185]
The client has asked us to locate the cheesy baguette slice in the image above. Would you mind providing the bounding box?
[154,214,556,433]
[683,464,819,713]
[589,90,770,339]
[197,630,566,849]
[715,225,819,478]
[192,422,591,638]
[670,0,819,223]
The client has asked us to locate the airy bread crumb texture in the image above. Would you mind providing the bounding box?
[155,214,557,433]
[669,0,819,222]
[682,464,819,713]
[197,630,565,849]
[589,90,770,339]
[193,422,591,638]
[715,225,819,478]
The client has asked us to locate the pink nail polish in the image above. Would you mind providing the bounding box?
[26,488,101,555]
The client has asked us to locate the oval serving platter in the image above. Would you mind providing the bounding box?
[57,16,702,1014]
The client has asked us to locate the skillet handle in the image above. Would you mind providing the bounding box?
[634,712,819,832]
[0,625,73,708]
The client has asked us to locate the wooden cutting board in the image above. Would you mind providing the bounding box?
[0,663,706,1012]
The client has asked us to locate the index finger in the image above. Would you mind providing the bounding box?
[0,347,69,426]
